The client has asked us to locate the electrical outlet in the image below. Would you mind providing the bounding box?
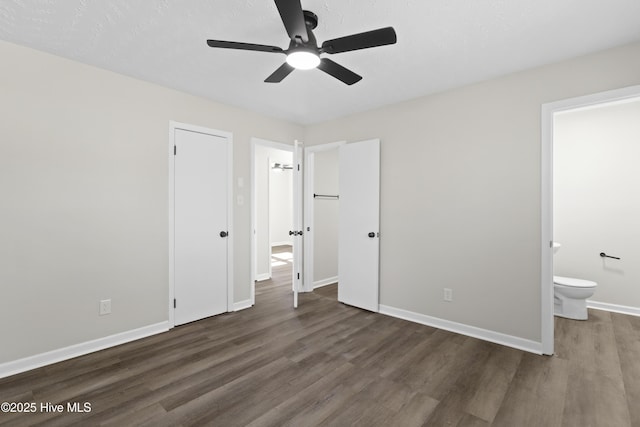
[99,299,111,315]
[443,288,453,302]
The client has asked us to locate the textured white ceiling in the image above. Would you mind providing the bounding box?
[1,0,640,124]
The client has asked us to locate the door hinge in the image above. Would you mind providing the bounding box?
[173,298,176,308]
[174,145,177,155]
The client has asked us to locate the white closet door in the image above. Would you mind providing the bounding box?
[174,128,229,325]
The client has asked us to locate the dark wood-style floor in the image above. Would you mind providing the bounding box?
[2,245,640,426]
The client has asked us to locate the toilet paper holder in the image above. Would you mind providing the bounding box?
[600,252,621,260]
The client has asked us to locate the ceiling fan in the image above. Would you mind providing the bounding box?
[206,0,397,85]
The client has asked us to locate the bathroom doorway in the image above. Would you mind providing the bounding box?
[541,86,640,354]
[554,96,640,313]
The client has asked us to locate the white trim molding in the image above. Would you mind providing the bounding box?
[0,322,169,379]
[234,300,254,311]
[313,276,338,289]
[588,300,640,317]
[379,305,543,355]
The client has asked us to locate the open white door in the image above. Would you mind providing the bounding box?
[291,140,304,308]
[338,139,380,312]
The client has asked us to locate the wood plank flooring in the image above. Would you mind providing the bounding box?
[1,245,639,426]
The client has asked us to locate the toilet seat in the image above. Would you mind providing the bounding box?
[554,275,597,288]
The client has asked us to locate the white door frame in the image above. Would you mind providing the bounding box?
[292,141,303,308]
[250,137,294,306]
[168,121,234,327]
[265,156,274,282]
[303,141,346,293]
[540,84,640,355]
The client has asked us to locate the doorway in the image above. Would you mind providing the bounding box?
[303,141,345,294]
[541,84,640,354]
[305,139,381,312]
[251,138,382,311]
[169,121,233,326]
[554,97,640,311]
[251,138,294,306]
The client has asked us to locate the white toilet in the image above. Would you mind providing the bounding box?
[554,275,597,320]
[552,242,597,320]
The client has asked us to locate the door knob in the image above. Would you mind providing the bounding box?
[220,231,228,238]
[368,232,375,238]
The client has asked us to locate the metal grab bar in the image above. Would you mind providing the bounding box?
[600,252,621,260]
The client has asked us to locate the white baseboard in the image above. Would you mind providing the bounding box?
[255,273,270,282]
[0,321,170,379]
[234,299,253,311]
[588,300,640,317]
[379,305,542,355]
[314,276,338,289]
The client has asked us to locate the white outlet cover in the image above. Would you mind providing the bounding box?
[99,299,111,315]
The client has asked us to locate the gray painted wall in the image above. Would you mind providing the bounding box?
[2,37,640,365]
[0,40,303,364]
[304,42,640,342]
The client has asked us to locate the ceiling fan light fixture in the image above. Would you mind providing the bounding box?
[206,3,397,84]
[286,50,320,70]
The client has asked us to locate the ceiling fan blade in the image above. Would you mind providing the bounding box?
[321,27,397,54]
[207,39,284,54]
[317,58,362,85]
[274,0,308,43]
[265,63,295,83]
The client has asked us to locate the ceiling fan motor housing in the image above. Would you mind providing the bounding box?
[303,10,318,30]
